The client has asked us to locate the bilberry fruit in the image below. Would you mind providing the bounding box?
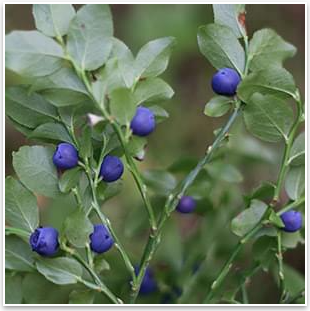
[53,143,79,170]
[100,155,124,182]
[29,227,59,256]
[280,210,303,233]
[130,106,156,137]
[176,196,196,213]
[211,68,241,96]
[90,224,114,254]
[134,266,157,295]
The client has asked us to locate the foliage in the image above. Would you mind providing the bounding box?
[5,4,304,305]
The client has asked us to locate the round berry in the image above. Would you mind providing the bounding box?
[100,155,124,182]
[90,224,114,254]
[29,227,59,256]
[134,266,157,295]
[53,143,78,170]
[130,106,156,137]
[176,196,196,214]
[211,68,241,96]
[280,210,303,233]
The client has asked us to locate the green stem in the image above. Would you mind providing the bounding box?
[276,231,286,303]
[61,243,120,304]
[86,243,94,269]
[241,283,249,304]
[109,122,157,232]
[5,227,30,238]
[203,221,263,304]
[77,278,122,304]
[129,106,242,303]
[277,196,305,215]
[273,90,303,203]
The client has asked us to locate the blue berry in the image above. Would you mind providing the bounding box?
[176,196,196,214]
[53,143,78,170]
[29,227,59,256]
[280,210,303,233]
[100,155,124,182]
[211,68,241,96]
[130,106,156,137]
[134,266,157,295]
[90,224,114,254]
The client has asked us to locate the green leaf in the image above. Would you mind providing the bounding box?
[285,166,305,200]
[243,93,294,142]
[231,199,268,237]
[33,4,76,37]
[94,254,110,274]
[67,4,113,71]
[97,180,123,202]
[31,67,88,94]
[237,67,296,102]
[134,37,176,80]
[5,274,23,304]
[283,264,305,299]
[13,145,60,198]
[29,122,74,144]
[142,169,177,196]
[5,30,64,77]
[5,176,39,233]
[110,88,136,125]
[281,231,304,249]
[213,4,246,38]
[197,24,245,75]
[69,289,95,304]
[5,235,35,272]
[63,210,93,248]
[22,272,74,304]
[6,116,33,137]
[79,126,93,159]
[269,210,284,228]
[6,86,58,129]
[244,182,275,206]
[110,38,135,88]
[148,105,169,123]
[205,162,243,183]
[127,136,147,159]
[252,236,276,271]
[36,257,83,285]
[133,78,174,106]
[204,96,232,117]
[31,67,90,107]
[288,132,305,166]
[248,29,296,71]
[59,167,82,193]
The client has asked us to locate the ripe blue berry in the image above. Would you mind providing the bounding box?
[90,224,114,254]
[280,210,303,233]
[29,227,59,256]
[53,143,78,170]
[134,266,157,295]
[176,196,196,213]
[211,68,241,96]
[100,155,124,182]
[130,106,156,137]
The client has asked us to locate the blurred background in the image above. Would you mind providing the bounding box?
[5,4,305,304]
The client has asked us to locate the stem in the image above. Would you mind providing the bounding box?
[109,122,157,232]
[5,227,30,238]
[273,91,303,203]
[61,243,120,304]
[203,220,264,304]
[92,203,136,281]
[241,283,249,304]
[276,231,286,303]
[77,278,122,304]
[129,106,242,303]
[277,196,305,215]
[86,243,94,269]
